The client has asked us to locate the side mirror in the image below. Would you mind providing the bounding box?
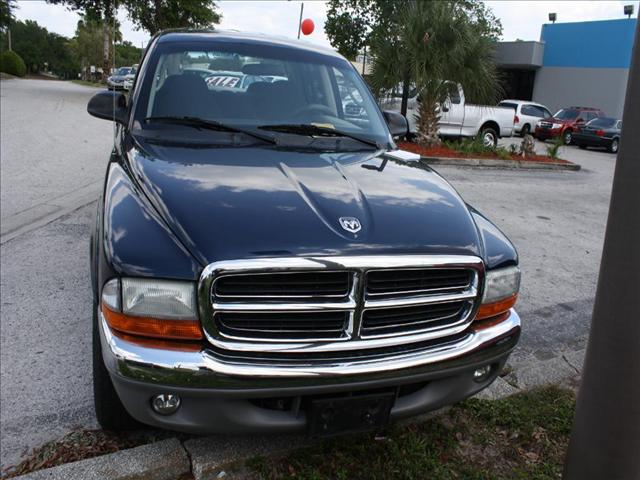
[87,91,128,125]
[576,117,585,123]
[383,110,408,137]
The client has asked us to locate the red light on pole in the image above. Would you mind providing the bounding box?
[301,18,315,36]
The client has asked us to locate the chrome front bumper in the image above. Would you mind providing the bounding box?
[100,309,520,390]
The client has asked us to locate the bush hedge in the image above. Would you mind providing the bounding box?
[0,50,27,77]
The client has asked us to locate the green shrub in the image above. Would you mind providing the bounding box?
[0,50,27,77]
[546,136,564,160]
[495,146,511,160]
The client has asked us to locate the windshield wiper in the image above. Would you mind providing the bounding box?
[145,116,276,145]
[257,123,382,149]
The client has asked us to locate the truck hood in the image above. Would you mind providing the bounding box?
[127,140,483,266]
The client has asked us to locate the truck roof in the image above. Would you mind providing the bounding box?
[154,29,342,60]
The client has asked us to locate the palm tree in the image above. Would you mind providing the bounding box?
[370,1,501,147]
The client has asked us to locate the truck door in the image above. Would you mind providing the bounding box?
[439,83,464,137]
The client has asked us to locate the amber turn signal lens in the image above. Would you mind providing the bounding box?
[476,294,518,321]
[102,305,203,340]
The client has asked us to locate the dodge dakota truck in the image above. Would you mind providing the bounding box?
[88,30,521,436]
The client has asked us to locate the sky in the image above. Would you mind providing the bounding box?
[12,0,639,50]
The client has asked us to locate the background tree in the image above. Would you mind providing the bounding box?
[115,40,142,66]
[326,0,501,117]
[47,0,118,80]
[370,1,502,146]
[0,0,17,50]
[123,0,221,35]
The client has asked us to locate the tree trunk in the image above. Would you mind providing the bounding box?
[400,68,410,117]
[415,95,441,147]
[102,21,110,81]
[7,28,11,51]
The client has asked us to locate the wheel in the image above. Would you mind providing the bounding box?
[578,143,587,149]
[480,127,498,148]
[562,129,573,145]
[520,124,530,137]
[608,138,619,154]
[93,299,141,430]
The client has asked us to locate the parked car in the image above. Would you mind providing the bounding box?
[122,64,138,91]
[498,99,552,136]
[86,30,521,437]
[107,66,134,90]
[573,117,622,153]
[534,106,605,145]
[380,82,515,147]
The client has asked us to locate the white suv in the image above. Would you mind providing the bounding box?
[498,100,552,137]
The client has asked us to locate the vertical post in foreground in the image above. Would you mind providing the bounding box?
[563,19,640,480]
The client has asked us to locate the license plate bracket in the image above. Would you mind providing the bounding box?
[307,392,395,437]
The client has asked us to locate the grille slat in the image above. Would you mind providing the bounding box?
[216,311,349,340]
[361,301,468,337]
[366,269,472,297]
[214,271,350,298]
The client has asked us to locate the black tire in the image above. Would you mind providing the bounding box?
[608,137,619,154]
[520,124,530,137]
[93,300,141,431]
[480,127,498,148]
[578,143,587,149]
[562,129,573,145]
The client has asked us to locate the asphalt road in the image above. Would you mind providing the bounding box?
[0,78,111,241]
[0,78,616,467]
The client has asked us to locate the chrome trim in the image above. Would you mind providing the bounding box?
[198,255,484,349]
[100,309,520,384]
[212,270,351,299]
[215,311,354,343]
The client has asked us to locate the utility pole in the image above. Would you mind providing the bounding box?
[297,2,304,39]
[563,18,640,479]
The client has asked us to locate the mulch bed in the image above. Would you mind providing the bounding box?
[398,141,572,165]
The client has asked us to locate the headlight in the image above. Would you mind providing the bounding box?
[101,278,202,340]
[552,123,562,129]
[476,266,520,320]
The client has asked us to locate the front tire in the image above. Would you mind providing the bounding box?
[93,301,140,431]
[480,127,498,148]
[562,129,573,145]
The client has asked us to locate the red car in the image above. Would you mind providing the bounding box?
[534,106,605,145]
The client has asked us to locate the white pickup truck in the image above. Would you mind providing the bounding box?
[380,83,515,147]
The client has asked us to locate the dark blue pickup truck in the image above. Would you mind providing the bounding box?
[88,30,521,436]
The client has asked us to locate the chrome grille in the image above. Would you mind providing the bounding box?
[366,268,473,298]
[214,271,350,299]
[215,311,350,340]
[360,301,468,338]
[199,255,483,351]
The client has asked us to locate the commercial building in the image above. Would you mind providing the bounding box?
[495,18,637,118]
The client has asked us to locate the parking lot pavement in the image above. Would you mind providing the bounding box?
[0,79,112,241]
[0,88,615,468]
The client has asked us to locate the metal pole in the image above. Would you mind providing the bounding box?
[362,46,366,75]
[297,2,304,39]
[563,18,640,479]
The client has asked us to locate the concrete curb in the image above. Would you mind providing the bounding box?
[10,348,586,479]
[421,155,581,171]
[11,438,191,480]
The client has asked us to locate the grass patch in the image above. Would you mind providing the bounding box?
[70,79,104,88]
[245,386,575,480]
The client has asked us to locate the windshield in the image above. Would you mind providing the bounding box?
[133,41,389,147]
[553,109,579,120]
[587,117,617,128]
[117,67,132,76]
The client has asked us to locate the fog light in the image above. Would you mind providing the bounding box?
[151,394,181,415]
[473,365,492,382]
